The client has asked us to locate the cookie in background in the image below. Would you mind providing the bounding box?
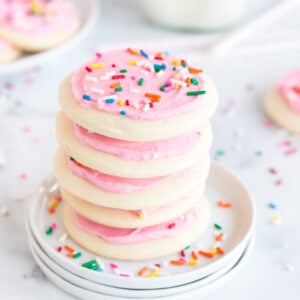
[264,70,300,134]
[0,0,80,64]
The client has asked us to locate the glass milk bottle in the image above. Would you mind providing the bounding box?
[140,0,246,31]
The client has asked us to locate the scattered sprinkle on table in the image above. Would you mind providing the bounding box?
[271,215,282,224]
[268,203,277,209]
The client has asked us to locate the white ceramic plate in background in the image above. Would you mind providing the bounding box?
[27,162,255,290]
[0,0,100,76]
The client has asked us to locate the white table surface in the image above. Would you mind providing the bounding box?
[0,0,299,299]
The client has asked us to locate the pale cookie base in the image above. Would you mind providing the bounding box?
[0,47,21,64]
[61,187,202,228]
[59,74,218,141]
[0,23,79,52]
[264,87,300,134]
[54,149,209,209]
[63,198,210,260]
[56,111,213,178]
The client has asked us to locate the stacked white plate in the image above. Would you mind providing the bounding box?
[26,162,255,299]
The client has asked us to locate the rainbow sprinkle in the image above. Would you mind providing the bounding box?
[140,50,149,58]
[82,260,99,270]
[82,94,92,100]
[48,196,62,214]
[187,90,206,96]
[138,78,144,86]
[214,223,223,230]
[30,0,41,14]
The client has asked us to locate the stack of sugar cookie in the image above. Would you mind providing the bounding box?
[264,70,300,134]
[54,48,218,260]
[0,0,79,64]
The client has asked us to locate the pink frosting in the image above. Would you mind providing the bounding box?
[0,0,79,35]
[0,38,13,52]
[74,123,201,161]
[71,49,209,120]
[68,157,200,193]
[277,70,300,114]
[74,205,198,244]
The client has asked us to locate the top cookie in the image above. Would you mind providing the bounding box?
[60,48,218,141]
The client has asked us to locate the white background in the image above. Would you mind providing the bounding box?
[0,0,299,299]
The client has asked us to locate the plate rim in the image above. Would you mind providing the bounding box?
[27,216,254,297]
[28,231,254,300]
[27,162,255,289]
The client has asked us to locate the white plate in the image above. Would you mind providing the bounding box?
[0,0,99,76]
[27,162,255,289]
[28,234,253,300]
[27,217,251,296]
[27,217,253,298]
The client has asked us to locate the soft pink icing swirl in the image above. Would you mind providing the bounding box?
[68,157,200,193]
[0,38,13,52]
[73,123,201,161]
[71,49,209,120]
[277,70,300,114]
[74,205,198,244]
[0,0,79,35]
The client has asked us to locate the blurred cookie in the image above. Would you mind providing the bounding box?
[0,0,79,52]
[264,70,300,134]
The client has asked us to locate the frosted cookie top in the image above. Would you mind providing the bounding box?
[71,48,212,120]
[0,0,79,35]
[277,70,300,114]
